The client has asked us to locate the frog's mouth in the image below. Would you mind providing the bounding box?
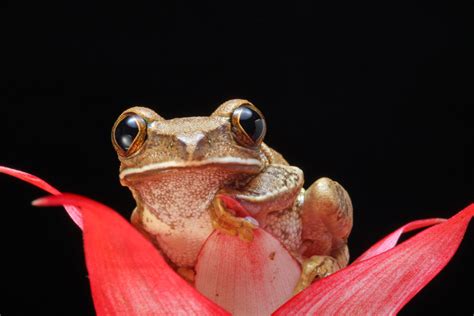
[119,157,263,183]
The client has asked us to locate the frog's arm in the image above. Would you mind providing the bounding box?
[210,164,303,242]
[229,164,304,217]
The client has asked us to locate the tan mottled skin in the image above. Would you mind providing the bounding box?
[113,99,353,289]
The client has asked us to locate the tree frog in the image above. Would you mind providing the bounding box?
[112,99,353,291]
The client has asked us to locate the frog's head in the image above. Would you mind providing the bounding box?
[112,99,268,186]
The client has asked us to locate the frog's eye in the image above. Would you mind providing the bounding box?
[231,104,266,147]
[112,113,147,157]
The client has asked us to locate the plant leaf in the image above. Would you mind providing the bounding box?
[0,166,83,228]
[195,229,301,316]
[33,193,229,316]
[273,204,474,315]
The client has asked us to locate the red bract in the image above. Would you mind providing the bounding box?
[33,193,229,315]
[275,208,473,315]
[0,166,83,228]
[1,166,473,315]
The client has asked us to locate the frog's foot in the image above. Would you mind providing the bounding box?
[210,194,258,242]
[293,255,340,294]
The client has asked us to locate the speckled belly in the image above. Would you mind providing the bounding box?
[139,205,213,267]
[131,167,242,268]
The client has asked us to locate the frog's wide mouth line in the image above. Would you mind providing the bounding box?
[119,157,263,181]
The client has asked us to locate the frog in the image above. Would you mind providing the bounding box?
[111,99,353,292]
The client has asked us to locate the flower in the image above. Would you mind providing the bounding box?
[1,165,473,315]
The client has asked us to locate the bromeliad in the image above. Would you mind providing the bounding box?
[1,99,472,315]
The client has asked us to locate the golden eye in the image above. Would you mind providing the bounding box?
[112,113,147,157]
[231,104,266,147]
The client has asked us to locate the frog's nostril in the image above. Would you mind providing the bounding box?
[177,133,205,158]
[177,133,205,146]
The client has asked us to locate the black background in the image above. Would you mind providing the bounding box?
[1,1,473,315]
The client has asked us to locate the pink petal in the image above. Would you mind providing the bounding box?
[274,204,474,315]
[195,229,301,316]
[0,166,83,228]
[33,193,229,316]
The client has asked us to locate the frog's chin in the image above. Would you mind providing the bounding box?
[119,157,263,184]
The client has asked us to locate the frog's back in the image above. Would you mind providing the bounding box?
[261,143,290,166]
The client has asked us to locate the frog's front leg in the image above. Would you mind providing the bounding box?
[296,177,353,291]
[209,195,258,241]
[210,164,304,242]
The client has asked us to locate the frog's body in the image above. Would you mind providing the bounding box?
[113,99,353,290]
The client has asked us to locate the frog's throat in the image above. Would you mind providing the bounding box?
[119,157,262,181]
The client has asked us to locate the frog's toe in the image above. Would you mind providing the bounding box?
[293,255,340,294]
[210,194,258,242]
[237,217,259,241]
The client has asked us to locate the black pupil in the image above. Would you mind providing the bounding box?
[115,115,141,151]
[238,106,265,142]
